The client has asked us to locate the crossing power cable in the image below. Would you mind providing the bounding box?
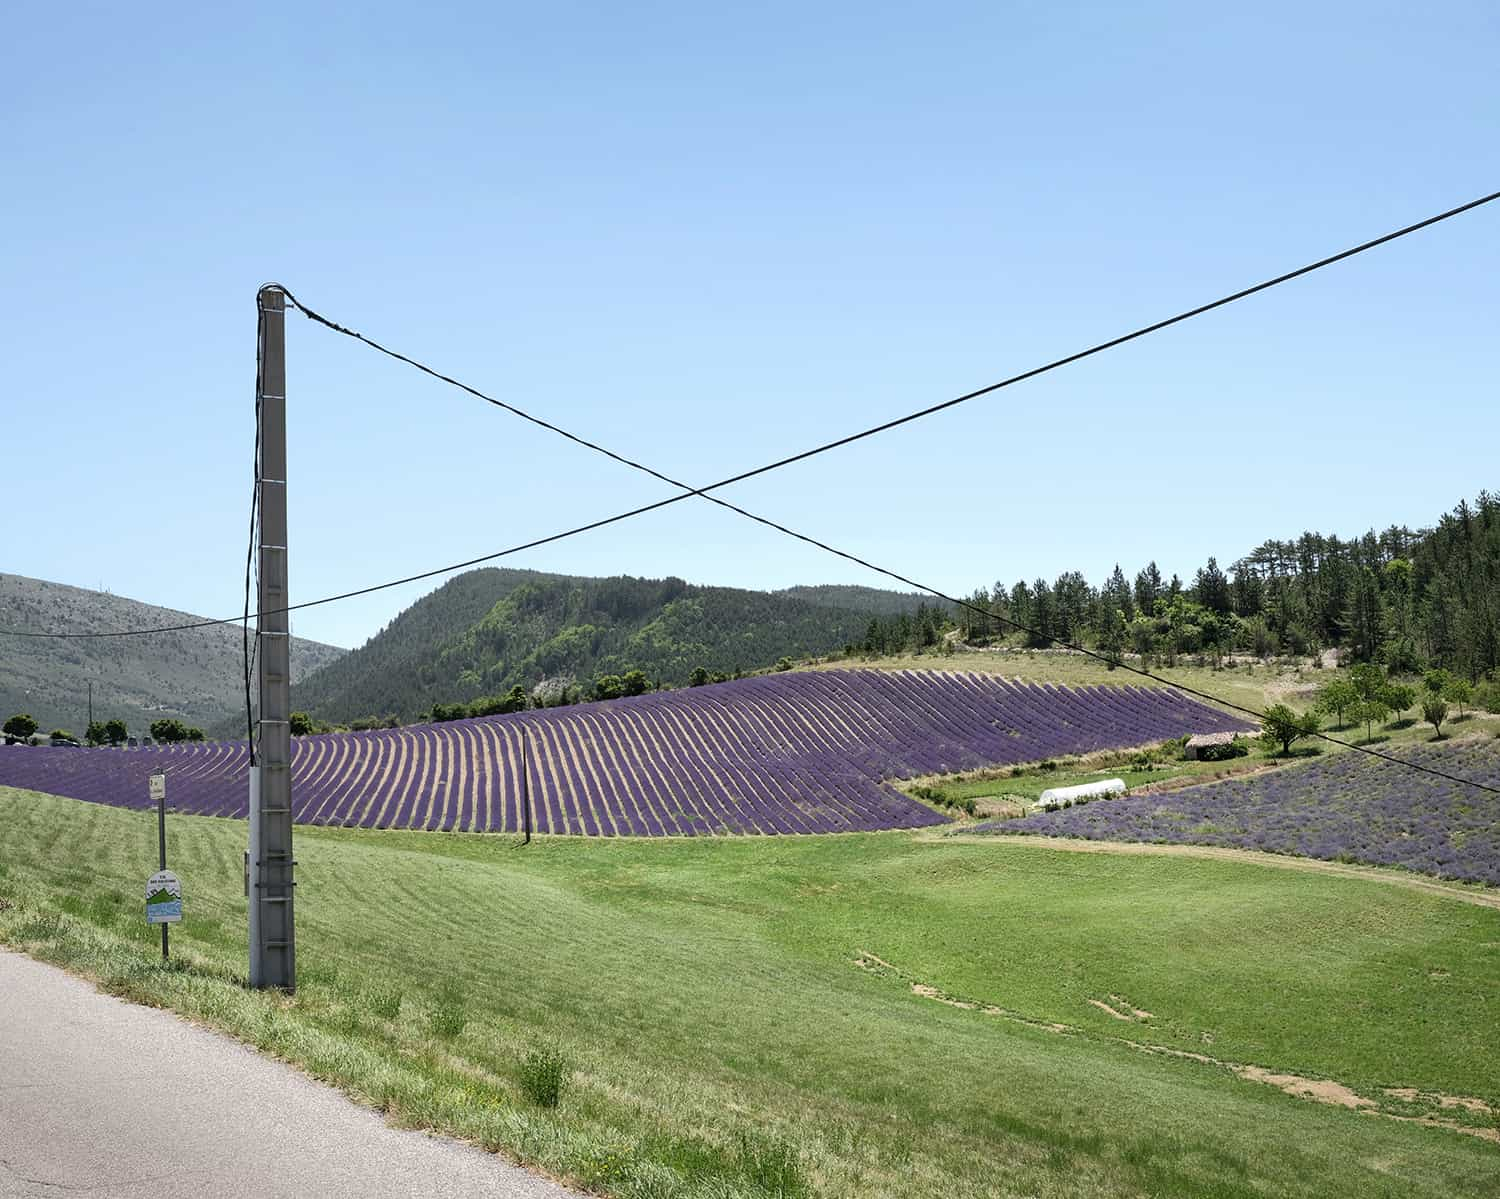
[1,194,1496,790]
[4,187,1494,646]
[23,185,1470,636]
[0,191,1494,642]
[279,188,1500,530]
[274,334,1500,798]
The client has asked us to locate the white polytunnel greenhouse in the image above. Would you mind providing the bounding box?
[1038,778,1126,805]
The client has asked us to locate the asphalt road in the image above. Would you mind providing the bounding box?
[0,950,577,1198]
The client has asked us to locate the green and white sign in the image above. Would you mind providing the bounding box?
[145,870,182,925]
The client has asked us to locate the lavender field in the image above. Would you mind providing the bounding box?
[984,738,1500,886]
[0,669,1247,836]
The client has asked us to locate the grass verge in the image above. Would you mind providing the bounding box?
[2,786,1498,1198]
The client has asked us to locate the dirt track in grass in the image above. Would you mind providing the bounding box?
[854,950,1500,1144]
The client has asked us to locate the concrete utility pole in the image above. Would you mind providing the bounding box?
[249,285,295,991]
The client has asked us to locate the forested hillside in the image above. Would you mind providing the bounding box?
[950,490,1500,678]
[291,569,930,722]
[0,574,345,737]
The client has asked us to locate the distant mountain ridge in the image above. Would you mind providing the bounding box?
[0,574,345,737]
[291,568,935,723]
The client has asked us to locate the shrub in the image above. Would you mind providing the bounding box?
[519,1045,568,1108]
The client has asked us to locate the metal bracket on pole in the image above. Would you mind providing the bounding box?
[249,285,295,991]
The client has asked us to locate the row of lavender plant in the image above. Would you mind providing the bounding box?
[0,669,1248,836]
[980,739,1500,886]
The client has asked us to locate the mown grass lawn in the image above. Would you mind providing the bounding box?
[2,785,1498,1198]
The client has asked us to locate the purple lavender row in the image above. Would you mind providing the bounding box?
[979,740,1500,887]
[0,669,1249,836]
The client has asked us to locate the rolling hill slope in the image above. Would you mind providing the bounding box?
[0,574,345,737]
[290,568,936,723]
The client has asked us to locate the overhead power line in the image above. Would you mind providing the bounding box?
[284,188,1500,504]
[275,201,1500,794]
[2,194,1497,794]
[7,187,1492,644]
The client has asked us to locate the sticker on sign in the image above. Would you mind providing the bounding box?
[146,869,182,925]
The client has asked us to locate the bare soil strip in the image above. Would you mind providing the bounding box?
[854,951,1499,1144]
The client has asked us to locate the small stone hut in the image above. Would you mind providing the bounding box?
[1184,731,1237,760]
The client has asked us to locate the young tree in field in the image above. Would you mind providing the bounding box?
[102,719,128,746]
[1260,704,1321,756]
[1314,677,1357,729]
[1444,677,1474,719]
[288,711,315,735]
[1423,696,1448,739]
[1349,696,1390,743]
[1381,683,1417,725]
[3,713,38,742]
[689,667,710,687]
[185,727,205,742]
[49,729,76,743]
[85,720,107,746]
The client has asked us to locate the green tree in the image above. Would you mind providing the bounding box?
[1314,676,1358,728]
[1422,696,1448,739]
[620,669,650,697]
[1423,668,1454,696]
[1097,607,1127,667]
[150,718,191,743]
[185,727,205,742]
[689,667,710,687]
[1381,683,1417,725]
[289,711,315,735]
[1348,697,1390,743]
[1444,677,1474,719]
[102,719,128,746]
[3,713,38,742]
[48,729,77,744]
[593,674,624,701]
[1259,704,1321,756]
[496,685,528,714]
[85,720,107,746]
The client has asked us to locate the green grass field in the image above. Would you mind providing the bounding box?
[813,647,1316,716]
[3,786,1498,1198]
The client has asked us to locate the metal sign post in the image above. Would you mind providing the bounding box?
[250,286,296,991]
[146,771,179,959]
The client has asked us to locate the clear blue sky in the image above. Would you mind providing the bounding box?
[4,2,1496,650]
